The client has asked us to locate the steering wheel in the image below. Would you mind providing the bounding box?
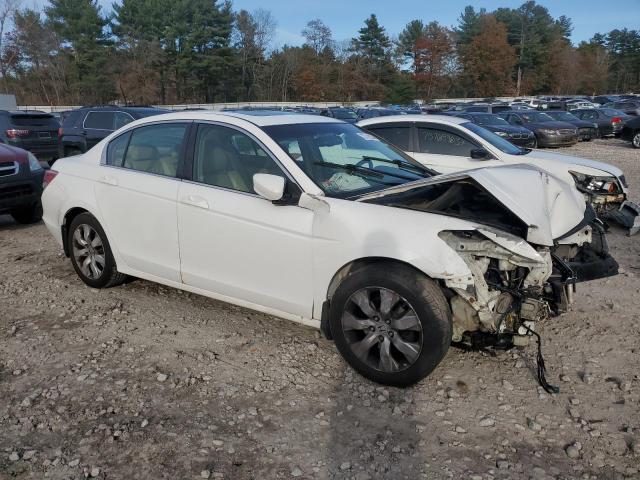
[355,158,374,169]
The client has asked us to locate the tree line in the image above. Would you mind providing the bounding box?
[1,0,639,106]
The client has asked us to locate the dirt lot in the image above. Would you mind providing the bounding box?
[1,138,639,480]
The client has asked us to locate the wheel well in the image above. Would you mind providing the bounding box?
[61,207,89,257]
[326,257,432,301]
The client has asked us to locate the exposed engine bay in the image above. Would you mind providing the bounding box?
[362,170,619,391]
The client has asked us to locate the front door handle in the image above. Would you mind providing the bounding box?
[98,175,118,186]
[180,195,209,210]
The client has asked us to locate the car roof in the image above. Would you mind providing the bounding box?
[126,110,344,127]
[357,114,467,127]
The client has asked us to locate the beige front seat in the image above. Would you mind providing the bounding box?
[201,145,249,192]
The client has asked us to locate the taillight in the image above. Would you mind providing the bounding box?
[6,128,29,138]
[57,127,63,137]
[611,117,622,124]
[43,169,58,189]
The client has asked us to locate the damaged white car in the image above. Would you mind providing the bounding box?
[41,112,618,387]
[358,115,640,235]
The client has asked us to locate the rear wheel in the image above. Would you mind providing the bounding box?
[329,263,452,387]
[632,131,640,149]
[68,213,127,288]
[10,202,42,224]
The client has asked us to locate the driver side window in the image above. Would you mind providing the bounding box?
[416,127,476,157]
[192,124,284,194]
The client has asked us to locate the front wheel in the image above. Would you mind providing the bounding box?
[329,263,452,387]
[632,132,640,149]
[68,213,127,288]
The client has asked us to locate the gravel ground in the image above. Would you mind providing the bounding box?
[1,138,639,480]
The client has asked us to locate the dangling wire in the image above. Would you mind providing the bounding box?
[521,323,559,394]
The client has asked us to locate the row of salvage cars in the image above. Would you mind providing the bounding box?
[40,111,637,388]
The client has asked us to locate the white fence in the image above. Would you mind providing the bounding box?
[16,100,383,113]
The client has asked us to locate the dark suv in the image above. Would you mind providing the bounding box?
[0,111,60,162]
[59,106,171,157]
[0,143,46,224]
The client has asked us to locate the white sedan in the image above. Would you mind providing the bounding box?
[42,111,618,387]
[358,115,640,234]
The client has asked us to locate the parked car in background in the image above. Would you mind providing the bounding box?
[620,116,640,149]
[591,95,621,106]
[356,108,407,120]
[0,143,47,224]
[0,110,60,163]
[544,111,598,141]
[571,108,631,138]
[459,103,512,114]
[42,111,618,387]
[498,111,578,147]
[445,112,536,147]
[59,106,171,157]
[566,99,597,110]
[603,100,640,116]
[321,107,358,123]
[358,114,639,234]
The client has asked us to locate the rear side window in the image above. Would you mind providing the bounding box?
[106,132,131,166]
[84,112,116,130]
[114,112,134,129]
[122,123,187,177]
[367,126,411,151]
[62,110,83,128]
[417,127,476,156]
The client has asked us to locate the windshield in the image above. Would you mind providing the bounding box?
[519,112,554,123]
[263,123,431,198]
[461,122,526,156]
[472,114,509,126]
[330,109,357,120]
[548,112,577,121]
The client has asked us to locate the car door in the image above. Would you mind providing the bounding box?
[410,124,493,174]
[82,111,117,149]
[94,121,189,282]
[177,122,314,318]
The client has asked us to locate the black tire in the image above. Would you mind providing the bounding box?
[632,131,640,149]
[329,263,452,387]
[67,212,127,288]
[10,202,42,224]
[531,136,538,148]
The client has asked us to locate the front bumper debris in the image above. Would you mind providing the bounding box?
[605,200,640,236]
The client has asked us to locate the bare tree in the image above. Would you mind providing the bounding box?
[302,19,333,55]
[0,0,21,91]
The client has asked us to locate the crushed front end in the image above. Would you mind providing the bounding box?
[439,216,618,350]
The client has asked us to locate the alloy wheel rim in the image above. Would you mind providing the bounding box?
[341,287,423,373]
[633,133,640,148]
[72,224,106,279]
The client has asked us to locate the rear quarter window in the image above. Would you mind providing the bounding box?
[9,114,57,128]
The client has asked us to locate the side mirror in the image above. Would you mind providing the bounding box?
[470,148,490,160]
[253,173,286,202]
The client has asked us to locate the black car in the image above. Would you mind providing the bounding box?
[571,108,632,137]
[544,111,598,141]
[0,111,60,163]
[498,111,578,147]
[0,143,46,224]
[356,108,406,120]
[457,103,512,114]
[448,112,536,147]
[620,116,640,148]
[592,95,622,106]
[321,107,358,123]
[603,100,640,116]
[59,106,171,157]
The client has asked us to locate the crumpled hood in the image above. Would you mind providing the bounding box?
[522,150,624,178]
[357,164,587,246]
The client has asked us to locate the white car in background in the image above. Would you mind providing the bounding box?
[358,115,640,234]
[42,111,618,387]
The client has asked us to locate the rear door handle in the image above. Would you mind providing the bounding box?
[180,195,209,210]
[98,175,118,186]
